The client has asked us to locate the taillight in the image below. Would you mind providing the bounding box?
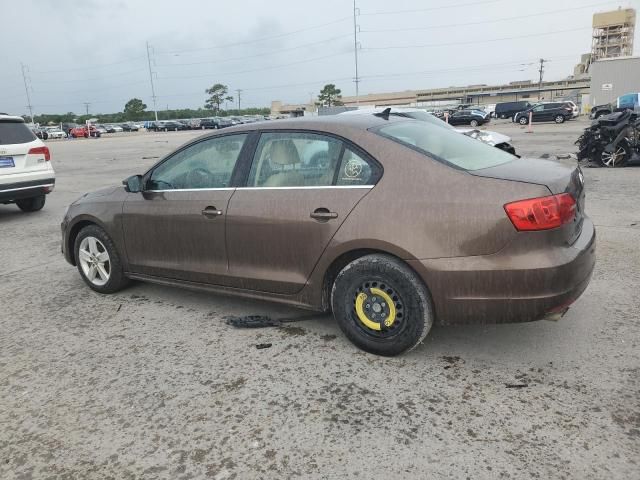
[504,193,576,231]
[28,146,51,161]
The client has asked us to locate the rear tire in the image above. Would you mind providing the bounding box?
[555,115,565,124]
[470,119,479,127]
[16,195,45,212]
[331,254,434,356]
[74,225,130,294]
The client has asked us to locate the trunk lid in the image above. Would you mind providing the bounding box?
[470,157,586,244]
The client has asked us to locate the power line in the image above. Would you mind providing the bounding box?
[362,27,591,50]
[155,34,352,67]
[156,16,352,55]
[157,51,351,81]
[146,41,159,122]
[31,55,146,75]
[360,0,504,16]
[33,68,147,84]
[361,1,620,33]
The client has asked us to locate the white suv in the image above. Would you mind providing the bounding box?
[0,114,55,212]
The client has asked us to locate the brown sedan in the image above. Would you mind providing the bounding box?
[61,114,595,356]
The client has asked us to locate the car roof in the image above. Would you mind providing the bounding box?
[0,114,26,123]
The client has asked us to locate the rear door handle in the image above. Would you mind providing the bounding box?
[202,206,223,218]
[310,208,338,221]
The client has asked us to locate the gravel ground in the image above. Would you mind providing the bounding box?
[1,119,639,479]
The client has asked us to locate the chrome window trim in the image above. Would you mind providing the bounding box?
[0,183,55,193]
[145,187,236,193]
[144,185,374,193]
[236,185,374,191]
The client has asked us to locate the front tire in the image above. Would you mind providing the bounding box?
[16,195,45,212]
[74,225,130,294]
[518,116,528,125]
[600,142,630,168]
[331,254,434,356]
[470,119,479,127]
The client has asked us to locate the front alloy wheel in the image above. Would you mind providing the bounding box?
[75,225,130,293]
[78,236,111,286]
[601,144,630,168]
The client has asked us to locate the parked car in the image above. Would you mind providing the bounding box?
[45,127,66,139]
[62,123,79,135]
[0,114,55,212]
[94,124,108,135]
[30,126,49,140]
[513,102,574,125]
[495,101,532,119]
[340,107,516,154]
[590,104,612,119]
[121,123,139,132]
[446,109,490,127]
[563,101,580,118]
[61,114,594,356]
[198,118,220,129]
[617,92,640,112]
[69,125,101,138]
[153,120,186,131]
[217,118,234,128]
[108,124,123,133]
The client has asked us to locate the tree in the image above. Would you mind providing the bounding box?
[205,84,234,112]
[123,98,147,120]
[318,84,343,107]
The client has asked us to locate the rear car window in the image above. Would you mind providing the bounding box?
[373,120,515,171]
[0,121,37,145]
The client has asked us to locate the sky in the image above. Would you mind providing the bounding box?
[1,0,639,116]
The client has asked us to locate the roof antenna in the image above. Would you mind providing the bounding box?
[374,107,391,119]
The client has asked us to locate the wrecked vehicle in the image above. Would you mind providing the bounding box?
[576,110,639,167]
[61,115,595,356]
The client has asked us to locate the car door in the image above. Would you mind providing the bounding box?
[531,105,544,121]
[448,112,463,125]
[225,131,381,294]
[122,133,249,284]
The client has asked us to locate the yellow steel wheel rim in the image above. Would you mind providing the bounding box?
[354,287,397,331]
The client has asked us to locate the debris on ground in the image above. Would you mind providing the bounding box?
[255,343,272,350]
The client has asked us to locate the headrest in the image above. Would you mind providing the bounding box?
[270,139,300,165]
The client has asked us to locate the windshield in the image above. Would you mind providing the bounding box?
[373,120,515,171]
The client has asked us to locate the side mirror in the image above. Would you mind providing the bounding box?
[123,174,143,193]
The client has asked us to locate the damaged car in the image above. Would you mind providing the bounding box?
[61,115,595,356]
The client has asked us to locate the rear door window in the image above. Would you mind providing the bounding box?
[374,120,515,171]
[0,121,37,145]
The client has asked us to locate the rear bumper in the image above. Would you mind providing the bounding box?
[409,218,596,325]
[0,177,55,203]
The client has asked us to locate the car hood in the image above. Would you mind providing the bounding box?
[469,157,581,195]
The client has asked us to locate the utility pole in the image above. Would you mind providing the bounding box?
[353,0,360,105]
[146,41,159,122]
[236,89,242,112]
[537,58,546,101]
[20,63,34,124]
[83,102,90,115]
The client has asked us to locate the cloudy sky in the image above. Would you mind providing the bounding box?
[1,0,638,116]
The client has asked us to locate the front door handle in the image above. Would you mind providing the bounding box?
[310,208,338,221]
[202,206,223,218]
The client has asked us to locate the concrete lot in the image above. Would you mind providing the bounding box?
[1,118,639,479]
